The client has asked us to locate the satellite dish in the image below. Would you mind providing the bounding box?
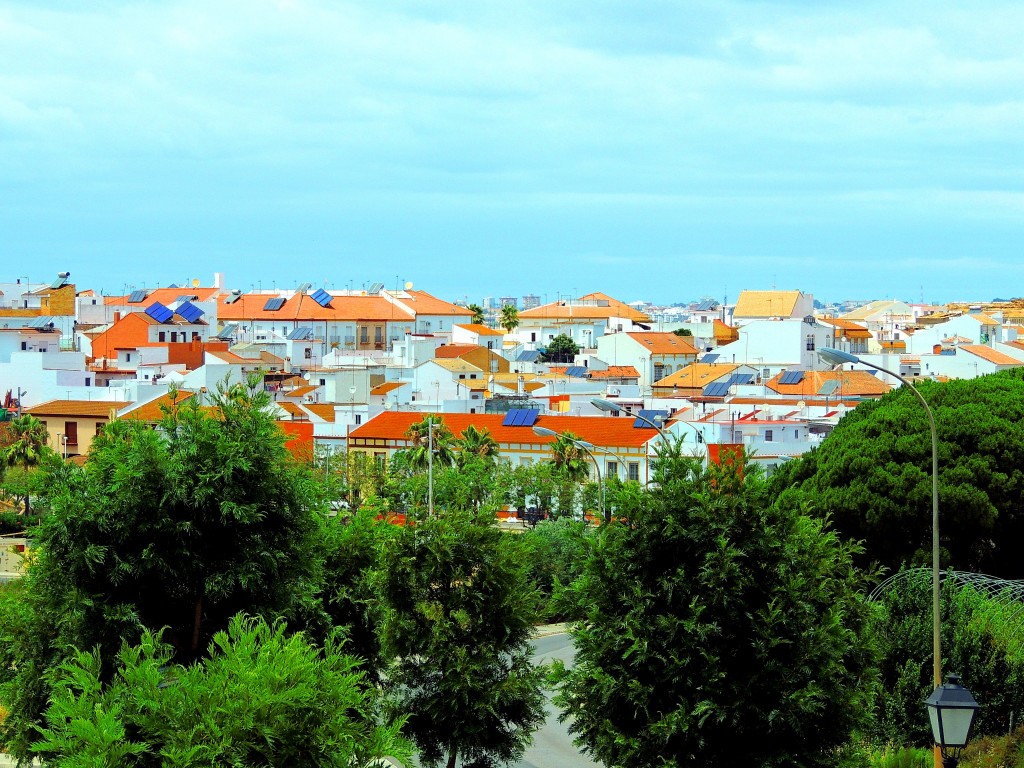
[798,400,806,409]
[192,278,200,287]
[404,281,413,290]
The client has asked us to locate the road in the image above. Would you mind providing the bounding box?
[513,633,601,768]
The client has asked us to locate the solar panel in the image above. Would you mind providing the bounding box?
[175,301,204,323]
[703,381,731,397]
[728,373,755,385]
[176,294,198,303]
[310,288,332,307]
[502,409,523,426]
[778,370,806,385]
[127,290,147,303]
[26,316,55,329]
[368,282,385,295]
[818,380,841,396]
[521,409,539,426]
[224,293,242,304]
[287,327,315,340]
[503,408,539,427]
[215,323,238,340]
[515,350,541,362]
[296,282,312,295]
[634,409,669,429]
[565,366,587,378]
[145,302,174,324]
[263,297,286,311]
[700,353,719,363]
[696,299,718,311]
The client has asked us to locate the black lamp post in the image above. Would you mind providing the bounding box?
[925,674,980,768]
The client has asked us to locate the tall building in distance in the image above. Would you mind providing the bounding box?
[499,296,518,309]
[522,294,541,310]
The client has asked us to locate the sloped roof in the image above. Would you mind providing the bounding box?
[104,287,220,306]
[302,403,337,422]
[435,344,484,359]
[349,412,662,449]
[767,370,890,397]
[371,381,405,396]
[588,366,640,379]
[218,293,413,322]
[399,291,472,317]
[432,359,484,373]
[960,345,1024,366]
[817,317,872,339]
[26,400,128,418]
[520,292,650,322]
[624,332,699,356]
[733,290,803,319]
[455,323,504,336]
[653,363,739,388]
[120,391,197,421]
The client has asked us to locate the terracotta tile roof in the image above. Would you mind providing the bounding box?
[960,345,1024,366]
[399,291,472,317]
[302,403,336,422]
[520,292,650,322]
[276,401,308,419]
[588,366,640,379]
[713,318,739,342]
[964,314,999,326]
[26,400,128,418]
[206,350,268,366]
[653,363,739,389]
[880,340,907,350]
[455,323,504,336]
[120,391,197,422]
[625,332,699,356]
[218,293,413,322]
[733,290,803,319]
[767,370,891,397]
[461,379,489,391]
[349,411,662,449]
[818,317,872,339]
[284,385,319,398]
[371,381,405,395]
[435,344,484,359]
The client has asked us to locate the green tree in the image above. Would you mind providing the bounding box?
[547,431,590,484]
[0,378,324,759]
[404,414,456,472]
[2,413,51,517]
[34,615,411,767]
[672,327,693,337]
[519,518,590,621]
[376,510,546,768]
[771,370,1024,577]
[467,303,486,326]
[541,333,580,363]
[456,424,500,468]
[554,453,878,768]
[499,304,519,334]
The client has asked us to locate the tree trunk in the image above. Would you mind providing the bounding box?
[446,749,457,768]
[191,594,204,654]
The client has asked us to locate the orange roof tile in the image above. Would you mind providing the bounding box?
[120,391,197,422]
[276,401,308,419]
[767,370,891,397]
[455,323,504,336]
[625,332,699,356]
[400,291,472,317]
[588,366,640,379]
[26,400,128,418]
[520,292,650,322]
[284,385,319,398]
[733,290,803,319]
[818,317,872,339]
[302,403,337,422]
[960,345,1024,366]
[105,287,220,306]
[349,412,661,449]
[218,293,413,322]
[435,344,484,359]
[371,382,405,395]
[653,363,739,389]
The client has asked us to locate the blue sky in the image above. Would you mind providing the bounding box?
[2,0,1021,305]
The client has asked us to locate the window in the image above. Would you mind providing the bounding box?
[374,452,386,467]
[95,421,105,435]
[628,462,640,482]
[20,342,26,351]
[375,326,384,345]
[319,378,326,386]
[64,421,79,446]
[607,460,619,479]
[805,335,815,351]
[530,333,536,342]
[360,327,369,345]
[355,414,362,425]
[159,332,166,342]
[126,353,132,362]
[85,378,91,387]
[765,429,774,442]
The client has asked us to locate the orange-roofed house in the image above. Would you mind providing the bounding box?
[452,323,506,350]
[765,369,891,399]
[596,331,699,390]
[652,362,757,398]
[817,317,872,356]
[348,410,665,484]
[517,292,650,351]
[25,399,128,458]
[434,344,510,376]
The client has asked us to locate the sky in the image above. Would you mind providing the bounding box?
[1,0,1021,306]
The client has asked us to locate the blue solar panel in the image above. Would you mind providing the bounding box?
[565,366,587,378]
[127,290,147,303]
[176,301,204,323]
[264,297,286,311]
[729,373,755,385]
[703,381,731,397]
[516,350,541,362]
[502,409,523,426]
[818,380,840,396]
[634,409,669,429]
[521,409,539,426]
[502,408,539,427]
[700,353,719,363]
[778,370,806,385]
[145,302,174,324]
[310,288,332,307]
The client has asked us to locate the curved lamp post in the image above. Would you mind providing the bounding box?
[533,425,606,524]
[818,347,961,765]
[590,398,670,444]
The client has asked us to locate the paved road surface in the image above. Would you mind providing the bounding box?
[513,633,600,768]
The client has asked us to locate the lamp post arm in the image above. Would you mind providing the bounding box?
[851,358,942,689]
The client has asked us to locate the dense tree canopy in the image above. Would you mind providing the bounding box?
[499,304,519,333]
[541,333,580,363]
[771,370,1024,577]
[0,379,325,758]
[555,452,877,768]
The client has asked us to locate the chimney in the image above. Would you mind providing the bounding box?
[113,311,121,323]
[933,344,941,355]
[214,272,224,290]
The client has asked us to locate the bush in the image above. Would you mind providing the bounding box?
[518,518,590,622]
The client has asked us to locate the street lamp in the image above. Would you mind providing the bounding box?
[925,674,980,768]
[818,347,941,693]
[533,426,606,524]
[590,398,670,444]
[427,417,436,517]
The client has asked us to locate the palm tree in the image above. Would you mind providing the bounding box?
[467,303,486,326]
[3,414,50,517]
[500,304,519,334]
[547,431,590,484]
[405,415,456,472]
[456,424,500,468]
